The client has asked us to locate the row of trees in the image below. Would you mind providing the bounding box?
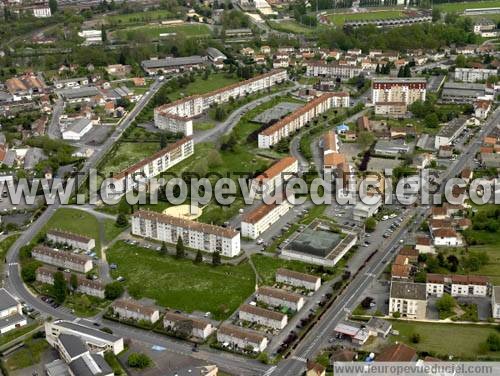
[157,237,222,265]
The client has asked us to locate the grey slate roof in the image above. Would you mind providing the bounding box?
[0,288,19,311]
[141,56,206,69]
[0,313,25,330]
[59,333,88,359]
[390,281,426,300]
[59,87,100,100]
[66,118,92,134]
[55,320,120,342]
[69,353,112,376]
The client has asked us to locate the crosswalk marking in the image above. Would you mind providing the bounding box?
[262,366,277,376]
[291,356,307,363]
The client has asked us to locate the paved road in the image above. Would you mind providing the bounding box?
[47,99,64,139]
[194,82,301,144]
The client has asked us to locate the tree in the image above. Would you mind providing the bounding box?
[212,251,221,266]
[105,282,124,300]
[175,319,193,339]
[115,213,128,227]
[53,271,67,304]
[424,113,439,128]
[101,24,107,43]
[455,54,466,68]
[364,217,377,232]
[161,242,168,255]
[436,293,456,318]
[487,334,500,351]
[70,273,78,291]
[432,8,441,23]
[21,263,39,283]
[127,353,152,369]
[410,332,421,343]
[194,249,203,263]
[207,149,223,168]
[176,236,185,258]
[49,0,58,14]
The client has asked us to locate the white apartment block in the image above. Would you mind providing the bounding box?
[108,137,194,197]
[163,312,214,340]
[111,299,160,323]
[154,70,287,135]
[426,274,489,297]
[305,61,363,80]
[389,281,427,320]
[238,304,288,330]
[32,245,93,273]
[258,93,349,148]
[276,268,321,291]
[0,289,26,334]
[36,267,105,299]
[241,200,293,239]
[217,323,268,352]
[47,229,95,251]
[251,157,298,195]
[46,320,124,355]
[256,286,304,312]
[33,7,51,18]
[454,68,498,83]
[132,210,240,257]
[372,78,427,106]
[432,228,464,247]
[492,286,500,319]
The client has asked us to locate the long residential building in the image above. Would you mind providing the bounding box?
[0,288,26,334]
[305,61,363,80]
[131,210,240,257]
[36,267,105,299]
[238,304,288,330]
[372,78,427,106]
[241,200,293,239]
[163,312,214,340]
[251,157,298,195]
[426,274,489,297]
[32,245,93,273]
[154,70,288,135]
[110,298,160,323]
[454,67,498,83]
[217,323,268,352]
[256,286,304,311]
[141,56,208,75]
[46,229,95,251]
[107,137,194,197]
[258,93,349,148]
[276,268,321,291]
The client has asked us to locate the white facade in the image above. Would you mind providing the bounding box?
[305,61,363,80]
[163,312,214,339]
[217,324,268,352]
[154,70,287,135]
[241,200,292,239]
[33,7,51,18]
[275,268,321,291]
[46,320,124,355]
[372,78,427,106]
[132,210,240,257]
[32,245,93,273]
[47,230,95,251]
[251,157,298,195]
[426,274,489,298]
[238,304,288,330]
[454,68,498,83]
[389,281,427,320]
[0,289,26,334]
[36,267,105,299]
[62,118,93,141]
[352,200,382,221]
[109,137,194,197]
[256,286,304,311]
[492,286,500,319]
[111,299,160,323]
[258,93,348,148]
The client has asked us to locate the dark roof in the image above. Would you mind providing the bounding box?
[0,288,19,311]
[68,353,112,376]
[390,281,426,300]
[59,334,87,359]
[0,313,25,330]
[54,320,120,342]
[141,56,206,69]
[377,343,417,362]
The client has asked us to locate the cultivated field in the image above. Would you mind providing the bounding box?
[435,0,500,13]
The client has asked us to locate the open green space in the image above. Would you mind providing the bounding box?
[115,24,212,41]
[0,322,41,347]
[268,20,319,35]
[5,338,48,371]
[167,73,241,101]
[43,208,122,254]
[327,9,405,26]
[106,9,175,25]
[467,245,500,284]
[435,1,500,13]
[389,320,500,359]
[106,241,256,319]
[100,142,159,178]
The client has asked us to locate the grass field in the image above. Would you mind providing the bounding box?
[468,245,500,284]
[107,241,256,319]
[435,1,500,13]
[389,321,500,359]
[43,208,122,254]
[100,142,159,178]
[0,322,40,346]
[168,73,241,101]
[327,9,405,26]
[268,20,319,35]
[115,24,211,41]
[106,9,174,25]
[5,339,48,371]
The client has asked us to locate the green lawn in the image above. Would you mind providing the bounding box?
[5,339,48,371]
[194,122,216,131]
[268,20,319,35]
[115,24,212,41]
[0,322,40,347]
[389,321,500,359]
[100,142,159,178]
[328,9,405,26]
[435,1,500,13]
[106,9,175,25]
[468,245,500,284]
[168,73,241,101]
[43,208,122,254]
[106,241,256,319]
